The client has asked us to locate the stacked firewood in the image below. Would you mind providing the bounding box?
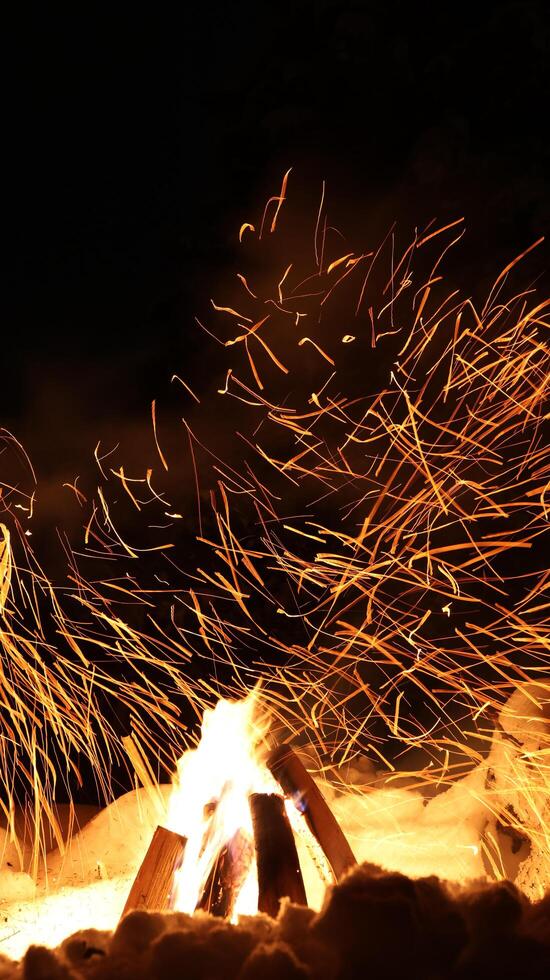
[122,746,356,919]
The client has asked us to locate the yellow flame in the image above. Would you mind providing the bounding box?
[165,691,277,916]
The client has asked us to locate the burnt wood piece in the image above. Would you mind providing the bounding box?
[267,744,356,881]
[196,829,254,918]
[249,792,307,917]
[121,825,187,917]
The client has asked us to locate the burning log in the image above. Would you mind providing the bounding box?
[249,792,307,917]
[121,825,187,917]
[267,744,356,882]
[196,829,254,918]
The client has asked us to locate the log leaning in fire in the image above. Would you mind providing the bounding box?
[267,744,356,881]
[249,792,307,917]
[196,829,254,918]
[121,825,187,917]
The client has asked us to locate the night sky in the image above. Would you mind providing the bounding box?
[5,3,549,508]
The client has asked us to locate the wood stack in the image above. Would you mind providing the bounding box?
[122,741,356,921]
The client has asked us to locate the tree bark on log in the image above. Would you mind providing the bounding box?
[249,792,307,917]
[121,825,187,917]
[267,744,356,881]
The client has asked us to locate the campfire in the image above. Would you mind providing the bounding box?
[1,685,549,974]
[123,682,550,925]
[122,693,355,921]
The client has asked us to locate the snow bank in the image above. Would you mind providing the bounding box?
[2,863,548,979]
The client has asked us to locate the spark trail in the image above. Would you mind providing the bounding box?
[1,175,548,882]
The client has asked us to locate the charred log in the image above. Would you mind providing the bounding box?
[249,792,307,917]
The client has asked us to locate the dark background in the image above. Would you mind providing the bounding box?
[4,1,549,514]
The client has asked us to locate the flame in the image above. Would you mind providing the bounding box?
[165,691,278,917]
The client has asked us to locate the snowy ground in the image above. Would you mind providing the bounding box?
[0,786,169,961]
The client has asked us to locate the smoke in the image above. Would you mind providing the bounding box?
[7,864,550,980]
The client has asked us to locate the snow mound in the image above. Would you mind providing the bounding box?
[2,863,549,980]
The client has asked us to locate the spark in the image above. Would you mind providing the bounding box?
[1,173,548,892]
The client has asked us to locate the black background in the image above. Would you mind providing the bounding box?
[4,2,549,494]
